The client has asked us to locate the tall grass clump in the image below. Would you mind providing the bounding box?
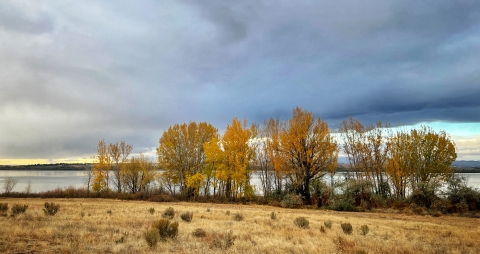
[11,204,28,215]
[162,207,175,219]
[181,211,193,222]
[341,222,353,234]
[43,202,60,216]
[294,217,309,229]
[0,203,8,216]
[212,230,236,250]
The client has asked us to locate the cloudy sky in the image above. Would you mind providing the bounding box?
[0,0,479,165]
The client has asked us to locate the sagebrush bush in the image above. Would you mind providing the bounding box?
[148,207,155,215]
[0,203,8,216]
[43,202,60,216]
[11,204,28,215]
[294,217,309,229]
[212,230,236,250]
[341,223,353,234]
[192,228,206,238]
[320,226,326,233]
[226,210,230,215]
[181,211,193,222]
[144,228,160,247]
[360,225,369,235]
[270,211,276,220]
[233,213,244,221]
[162,207,175,219]
[324,220,332,229]
[152,219,179,240]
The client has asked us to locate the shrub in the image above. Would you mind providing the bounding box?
[107,209,112,215]
[181,211,193,222]
[43,202,60,216]
[341,223,353,234]
[162,207,175,219]
[212,230,236,249]
[294,217,309,229]
[233,213,244,221]
[320,226,326,233]
[360,225,369,235]
[270,211,276,220]
[280,193,303,208]
[148,207,155,215]
[454,200,469,214]
[226,210,230,215]
[192,228,206,238]
[152,219,179,240]
[11,204,28,215]
[0,203,8,216]
[333,199,356,212]
[324,220,332,229]
[144,228,160,247]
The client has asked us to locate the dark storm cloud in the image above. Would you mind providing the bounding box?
[0,0,479,162]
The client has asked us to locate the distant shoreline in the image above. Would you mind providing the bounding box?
[0,163,479,173]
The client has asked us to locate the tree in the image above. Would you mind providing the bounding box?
[3,177,19,195]
[339,117,390,196]
[221,118,257,200]
[109,141,132,193]
[92,140,111,192]
[83,164,94,195]
[157,122,217,198]
[386,126,456,198]
[122,153,157,194]
[273,107,338,204]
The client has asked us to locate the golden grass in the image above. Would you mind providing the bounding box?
[0,198,478,253]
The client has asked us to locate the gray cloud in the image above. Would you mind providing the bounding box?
[0,0,479,162]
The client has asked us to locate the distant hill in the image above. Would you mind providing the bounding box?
[452,160,480,167]
[0,163,90,170]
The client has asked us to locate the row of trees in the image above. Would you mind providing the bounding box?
[91,140,157,194]
[92,107,457,205]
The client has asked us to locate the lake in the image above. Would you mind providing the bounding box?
[0,170,479,193]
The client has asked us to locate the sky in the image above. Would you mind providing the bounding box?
[0,0,479,165]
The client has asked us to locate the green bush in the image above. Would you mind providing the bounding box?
[162,207,175,219]
[180,211,193,222]
[324,220,332,229]
[43,202,60,216]
[294,217,309,229]
[192,228,206,238]
[280,193,303,208]
[144,228,160,247]
[0,203,8,216]
[152,219,179,240]
[148,207,155,215]
[11,204,28,215]
[333,199,356,212]
[360,225,369,235]
[341,223,353,234]
[233,213,244,221]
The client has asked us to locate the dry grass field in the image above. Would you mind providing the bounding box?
[0,198,478,254]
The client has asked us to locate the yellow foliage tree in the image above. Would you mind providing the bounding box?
[93,140,111,192]
[122,153,157,194]
[157,122,217,197]
[185,172,205,200]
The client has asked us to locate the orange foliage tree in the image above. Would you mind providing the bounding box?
[269,107,338,204]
